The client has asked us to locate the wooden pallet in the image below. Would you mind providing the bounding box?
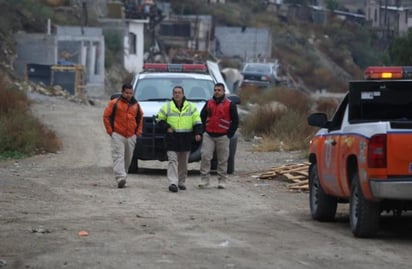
[259,162,310,192]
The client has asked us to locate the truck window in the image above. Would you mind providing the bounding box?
[328,94,348,131]
[349,81,412,122]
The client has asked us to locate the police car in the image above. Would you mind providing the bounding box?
[307,66,412,238]
[128,61,240,174]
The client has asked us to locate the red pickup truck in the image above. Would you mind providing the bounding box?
[307,66,412,238]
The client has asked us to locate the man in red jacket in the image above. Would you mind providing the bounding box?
[199,82,239,189]
[103,83,143,188]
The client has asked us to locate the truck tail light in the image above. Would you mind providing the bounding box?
[368,134,386,168]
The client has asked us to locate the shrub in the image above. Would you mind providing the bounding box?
[240,87,315,151]
[313,97,339,117]
[104,30,123,68]
[0,74,61,159]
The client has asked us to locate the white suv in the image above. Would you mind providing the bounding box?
[127,61,240,174]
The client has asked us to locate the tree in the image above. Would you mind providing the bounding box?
[325,0,338,11]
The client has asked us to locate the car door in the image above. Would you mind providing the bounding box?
[206,60,230,94]
[318,96,348,196]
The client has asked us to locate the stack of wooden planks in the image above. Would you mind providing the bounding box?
[259,162,310,192]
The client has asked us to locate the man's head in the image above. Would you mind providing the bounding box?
[213,83,225,99]
[121,83,134,101]
[172,86,185,103]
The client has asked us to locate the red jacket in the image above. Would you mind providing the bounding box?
[103,96,143,138]
[204,98,232,134]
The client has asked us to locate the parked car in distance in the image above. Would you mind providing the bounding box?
[240,62,279,88]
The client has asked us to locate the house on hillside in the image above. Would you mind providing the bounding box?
[214,26,272,61]
[157,15,213,63]
[14,25,105,97]
[366,0,412,37]
[99,18,148,74]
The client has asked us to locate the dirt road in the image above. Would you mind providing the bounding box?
[1,94,412,269]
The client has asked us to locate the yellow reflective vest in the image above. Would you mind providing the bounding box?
[157,99,202,151]
[157,100,201,132]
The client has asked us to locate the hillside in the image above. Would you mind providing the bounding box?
[0,0,384,95]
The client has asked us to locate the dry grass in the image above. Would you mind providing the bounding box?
[0,73,61,159]
[240,87,336,152]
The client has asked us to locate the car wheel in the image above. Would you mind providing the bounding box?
[128,155,139,174]
[309,163,337,221]
[350,173,380,238]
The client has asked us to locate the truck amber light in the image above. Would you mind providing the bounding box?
[364,66,403,80]
[368,134,387,168]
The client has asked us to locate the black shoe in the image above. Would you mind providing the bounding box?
[117,179,126,188]
[178,184,186,190]
[169,184,178,192]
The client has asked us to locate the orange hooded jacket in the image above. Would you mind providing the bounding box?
[103,96,143,138]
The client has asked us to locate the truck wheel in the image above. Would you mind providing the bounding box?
[309,164,337,221]
[128,156,139,174]
[350,174,380,238]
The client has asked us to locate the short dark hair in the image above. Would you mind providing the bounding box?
[122,83,133,91]
[214,82,225,90]
[173,85,184,94]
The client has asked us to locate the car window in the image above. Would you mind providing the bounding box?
[244,64,271,73]
[135,77,214,101]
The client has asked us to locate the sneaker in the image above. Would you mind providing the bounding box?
[198,179,210,189]
[117,179,126,189]
[169,184,178,192]
[178,184,186,190]
[217,180,225,189]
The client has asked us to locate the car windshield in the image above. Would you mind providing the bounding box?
[244,64,271,73]
[134,77,215,101]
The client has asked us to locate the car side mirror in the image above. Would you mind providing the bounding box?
[307,113,329,128]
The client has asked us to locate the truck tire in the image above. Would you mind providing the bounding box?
[128,155,139,174]
[309,163,337,221]
[350,174,380,238]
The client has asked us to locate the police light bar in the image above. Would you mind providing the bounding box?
[364,66,405,80]
[143,63,168,72]
[143,63,207,73]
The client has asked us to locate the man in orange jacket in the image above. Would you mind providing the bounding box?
[103,83,143,188]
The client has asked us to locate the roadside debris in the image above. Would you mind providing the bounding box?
[31,227,51,234]
[259,163,310,192]
[78,230,89,236]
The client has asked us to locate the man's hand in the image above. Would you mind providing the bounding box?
[195,134,202,142]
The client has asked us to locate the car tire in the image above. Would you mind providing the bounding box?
[350,173,380,238]
[309,163,338,221]
[128,155,139,174]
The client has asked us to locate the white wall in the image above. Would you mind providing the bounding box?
[124,21,146,74]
